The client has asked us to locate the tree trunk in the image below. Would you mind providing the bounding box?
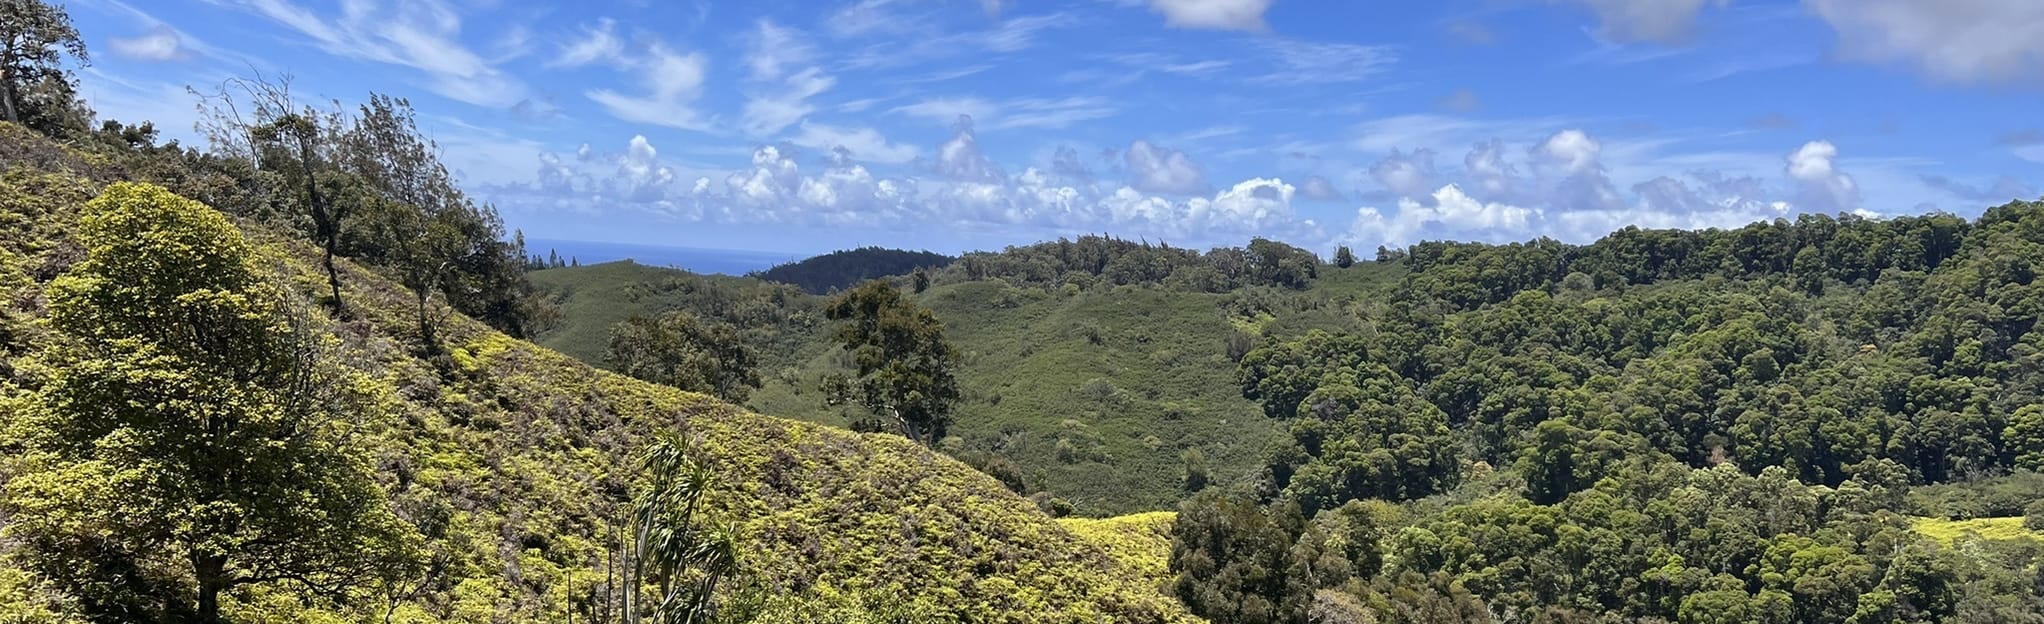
[194,551,228,623]
[321,223,344,314]
[1,63,19,125]
[296,134,344,315]
[416,291,435,350]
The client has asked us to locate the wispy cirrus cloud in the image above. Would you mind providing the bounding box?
[892,95,1117,131]
[204,0,527,106]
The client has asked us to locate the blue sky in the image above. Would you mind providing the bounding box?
[66,0,2044,255]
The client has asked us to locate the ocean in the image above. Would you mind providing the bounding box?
[524,238,808,276]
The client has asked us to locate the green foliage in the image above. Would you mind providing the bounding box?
[1170,459,2043,624]
[608,312,763,403]
[0,139,1204,622]
[625,434,738,623]
[1170,492,1309,624]
[1061,511,1179,584]
[943,235,1325,293]
[531,261,824,372]
[1906,472,2044,519]
[1331,246,1355,269]
[538,253,1404,516]
[2008,406,2044,472]
[3,183,419,621]
[756,246,954,295]
[0,0,91,135]
[821,281,961,445]
[1911,516,2041,545]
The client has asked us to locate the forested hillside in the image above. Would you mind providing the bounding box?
[754,247,955,294]
[1164,208,2044,623]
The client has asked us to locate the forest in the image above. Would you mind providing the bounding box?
[754,247,956,294]
[3,1,2044,623]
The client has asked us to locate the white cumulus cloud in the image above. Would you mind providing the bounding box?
[1786,140,1860,212]
[1125,140,1209,195]
[1806,0,2044,85]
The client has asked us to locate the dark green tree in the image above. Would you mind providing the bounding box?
[0,0,89,133]
[820,281,961,445]
[1332,245,1356,269]
[1170,492,1310,624]
[607,312,763,404]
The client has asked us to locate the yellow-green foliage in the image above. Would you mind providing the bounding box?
[1912,516,2043,545]
[1060,512,1179,585]
[0,169,92,270]
[0,128,1203,621]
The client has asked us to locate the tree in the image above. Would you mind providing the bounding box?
[2007,405,2044,472]
[617,434,739,624]
[1183,448,1211,493]
[1332,246,1356,269]
[1170,492,1310,624]
[607,312,763,404]
[337,94,553,339]
[194,74,351,313]
[0,0,89,133]
[820,281,960,445]
[2,183,418,622]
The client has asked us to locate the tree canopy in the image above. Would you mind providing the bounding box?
[2,183,419,622]
[820,281,961,445]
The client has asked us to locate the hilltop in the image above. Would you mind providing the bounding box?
[754,247,956,295]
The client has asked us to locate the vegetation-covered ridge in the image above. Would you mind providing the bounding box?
[754,246,955,295]
[535,242,1407,516]
[0,101,1198,624]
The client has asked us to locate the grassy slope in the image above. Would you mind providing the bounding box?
[1060,512,1178,588]
[526,260,698,363]
[1911,517,2043,545]
[534,261,1409,516]
[0,125,1200,622]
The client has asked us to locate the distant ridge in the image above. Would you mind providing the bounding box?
[755,246,955,294]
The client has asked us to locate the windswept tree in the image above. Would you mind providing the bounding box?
[193,74,351,312]
[1,183,419,622]
[607,312,763,403]
[337,94,553,340]
[0,0,89,133]
[820,281,960,445]
[192,84,554,340]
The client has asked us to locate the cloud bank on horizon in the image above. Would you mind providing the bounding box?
[69,0,2044,254]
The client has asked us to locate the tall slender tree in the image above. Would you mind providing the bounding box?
[193,74,350,313]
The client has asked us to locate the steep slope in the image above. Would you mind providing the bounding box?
[0,124,1201,622]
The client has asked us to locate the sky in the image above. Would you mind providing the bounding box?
[63,0,2044,256]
